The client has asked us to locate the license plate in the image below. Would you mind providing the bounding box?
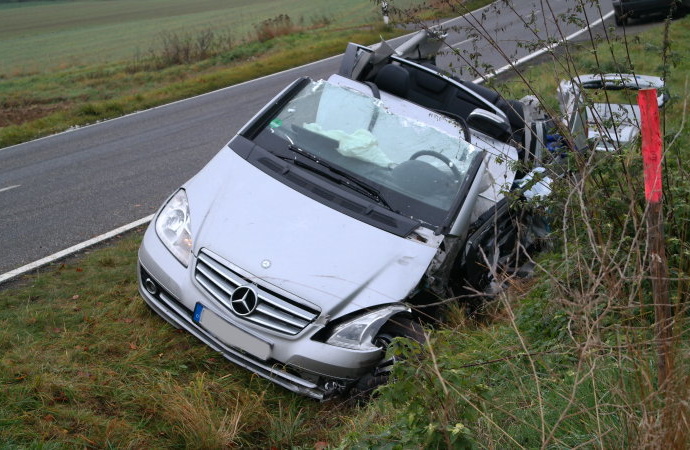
[193,303,272,360]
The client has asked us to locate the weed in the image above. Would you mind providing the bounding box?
[255,14,298,42]
[154,372,252,447]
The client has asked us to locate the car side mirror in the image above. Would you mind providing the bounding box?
[467,109,511,142]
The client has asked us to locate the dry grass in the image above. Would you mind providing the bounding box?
[155,373,253,448]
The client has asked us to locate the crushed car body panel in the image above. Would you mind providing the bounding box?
[558,73,666,151]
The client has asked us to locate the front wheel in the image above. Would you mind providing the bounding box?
[348,316,425,401]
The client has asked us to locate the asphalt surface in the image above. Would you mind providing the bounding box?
[0,1,620,276]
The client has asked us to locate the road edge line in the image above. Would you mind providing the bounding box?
[473,11,614,84]
[0,215,154,285]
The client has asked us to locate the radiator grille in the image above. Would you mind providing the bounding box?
[195,250,319,335]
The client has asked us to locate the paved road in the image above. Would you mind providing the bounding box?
[0,1,615,276]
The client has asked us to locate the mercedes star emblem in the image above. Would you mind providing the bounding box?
[230,286,259,316]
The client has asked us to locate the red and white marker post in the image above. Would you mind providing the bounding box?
[638,88,672,388]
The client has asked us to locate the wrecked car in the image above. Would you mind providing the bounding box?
[137,30,553,399]
[558,73,667,152]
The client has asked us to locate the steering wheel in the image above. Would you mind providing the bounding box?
[409,150,462,180]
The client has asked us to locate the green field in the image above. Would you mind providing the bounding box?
[0,0,423,76]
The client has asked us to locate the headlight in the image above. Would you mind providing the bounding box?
[155,189,193,267]
[326,305,409,351]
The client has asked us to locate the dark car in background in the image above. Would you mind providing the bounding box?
[613,0,688,26]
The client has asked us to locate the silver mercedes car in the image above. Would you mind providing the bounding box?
[137,31,553,399]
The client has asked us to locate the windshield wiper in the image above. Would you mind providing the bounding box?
[278,145,394,211]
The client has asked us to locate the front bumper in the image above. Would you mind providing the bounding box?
[137,224,386,399]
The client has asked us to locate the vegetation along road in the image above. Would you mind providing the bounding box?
[0,0,610,277]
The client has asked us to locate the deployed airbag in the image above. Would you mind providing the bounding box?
[303,122,393,168]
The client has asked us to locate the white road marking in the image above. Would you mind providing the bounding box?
[472,11,614,84]
[0,185,20,193]
[452,38,477,48]
[0,5,615,285]
[0,214,155,285]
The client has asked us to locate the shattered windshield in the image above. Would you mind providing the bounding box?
[256,78,481,226]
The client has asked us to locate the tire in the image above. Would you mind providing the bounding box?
[614,10,627,26]
[348,316,425,401]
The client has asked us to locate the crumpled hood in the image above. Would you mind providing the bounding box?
[186,147,438,318]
